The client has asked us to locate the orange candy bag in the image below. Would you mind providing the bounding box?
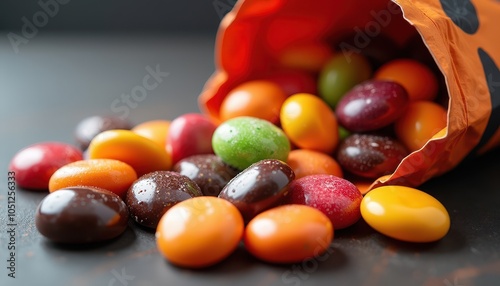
[199,0,500,190]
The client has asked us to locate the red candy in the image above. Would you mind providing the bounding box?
[166,113,217,164]
[335,80,409,132]
[9,142,83,190]
[285,174,362,229]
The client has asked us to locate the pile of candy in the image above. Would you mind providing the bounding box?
[9,34,452,269]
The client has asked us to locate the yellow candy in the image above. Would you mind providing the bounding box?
[280,93,339,154]
[132,120,170,148]
[88,130,171,176]
[360,186,450,242]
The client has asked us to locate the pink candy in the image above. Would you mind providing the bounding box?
[9,142,83,190]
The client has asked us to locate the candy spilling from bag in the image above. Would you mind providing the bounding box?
[8,0,499,269]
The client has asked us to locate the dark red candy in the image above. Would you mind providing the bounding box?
[336,134,408,179]
[9,142,83,190]
[335,80,409,132]
[218,159,295,222]
[35,186,129,244]
[285,174,362,229]
[126,171,202,228]
[173,154,239,196]
[74,115,132,150]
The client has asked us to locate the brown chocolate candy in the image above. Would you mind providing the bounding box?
[126,171,202,229]
[173,154,239,196]
[218,159,295,222]
[336,134,408,179]
[35,186,129,244]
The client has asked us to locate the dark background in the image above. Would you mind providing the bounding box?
[0,0,233,33]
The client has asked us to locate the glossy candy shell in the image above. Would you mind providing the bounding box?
[9,142,83,190]
[36,186,129,244]
[220,80,287,124]
[287,149,343,179]
[318,53,372,108]
[167,113,217,165]
[336,134,408,179]
[132,120,170,148]
[74,115,132,150]
[219,159,295,222]
[394,101,448,152]
[156,197,244,268]
[335,80,409,132]
[173,154,239,197]
[48,159,137,198]
[280,93,339,154]
[244,205,333,264]
[375,59,438,102]
[361,186,450,242]
[126,171,202,228]
[88,129,171,176]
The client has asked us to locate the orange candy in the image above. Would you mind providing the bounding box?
[280,93,339,153]
[244,204,333,264]
[394,101,447,152]
[48,159,137,197]
[219,80,287,124]
[278,42,333,72]
[88,129,172,176]
[375,59,439,101]
[287,149,343,179]
[132,120,170,148]
[156,197,244,268]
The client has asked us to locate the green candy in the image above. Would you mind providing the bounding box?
[212,117,290,170]
[318,53,372,108]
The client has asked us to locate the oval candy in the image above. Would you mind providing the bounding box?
[167,113,217,165]
[126,171,202,228]
[361,186,450,242]
[9,142,83,190]
[212,116,290,170]
[88,129,171,176]
[285,174,362,229]
[219,159,295,222]
[35,186,129,244]
[280,93,339,154]
[244,205,333,264]
[156,197,244,268]
[335,80,409,132]
[336,134,408,179]
[48,159,137,198]
[173,154,239,197]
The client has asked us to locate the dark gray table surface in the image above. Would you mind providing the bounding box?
[0,33,499,286]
